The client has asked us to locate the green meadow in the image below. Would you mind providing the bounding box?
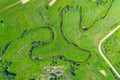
[0,0,120,80]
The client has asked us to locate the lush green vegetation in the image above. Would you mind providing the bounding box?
[0,0,120,80]
[102,27,120,76]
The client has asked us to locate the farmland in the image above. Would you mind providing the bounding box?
[0,0,120,80]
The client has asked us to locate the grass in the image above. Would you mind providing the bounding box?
[0,0,120,80]
[102,27,120,75]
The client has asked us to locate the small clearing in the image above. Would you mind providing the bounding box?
[21,0,30,4]
[49,0,56,7]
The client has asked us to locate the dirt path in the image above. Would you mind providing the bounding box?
[98,25,120,78]
[0,1,21,13]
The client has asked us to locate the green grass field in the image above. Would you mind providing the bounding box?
[0,0,120,80]
[102,27,120,75]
